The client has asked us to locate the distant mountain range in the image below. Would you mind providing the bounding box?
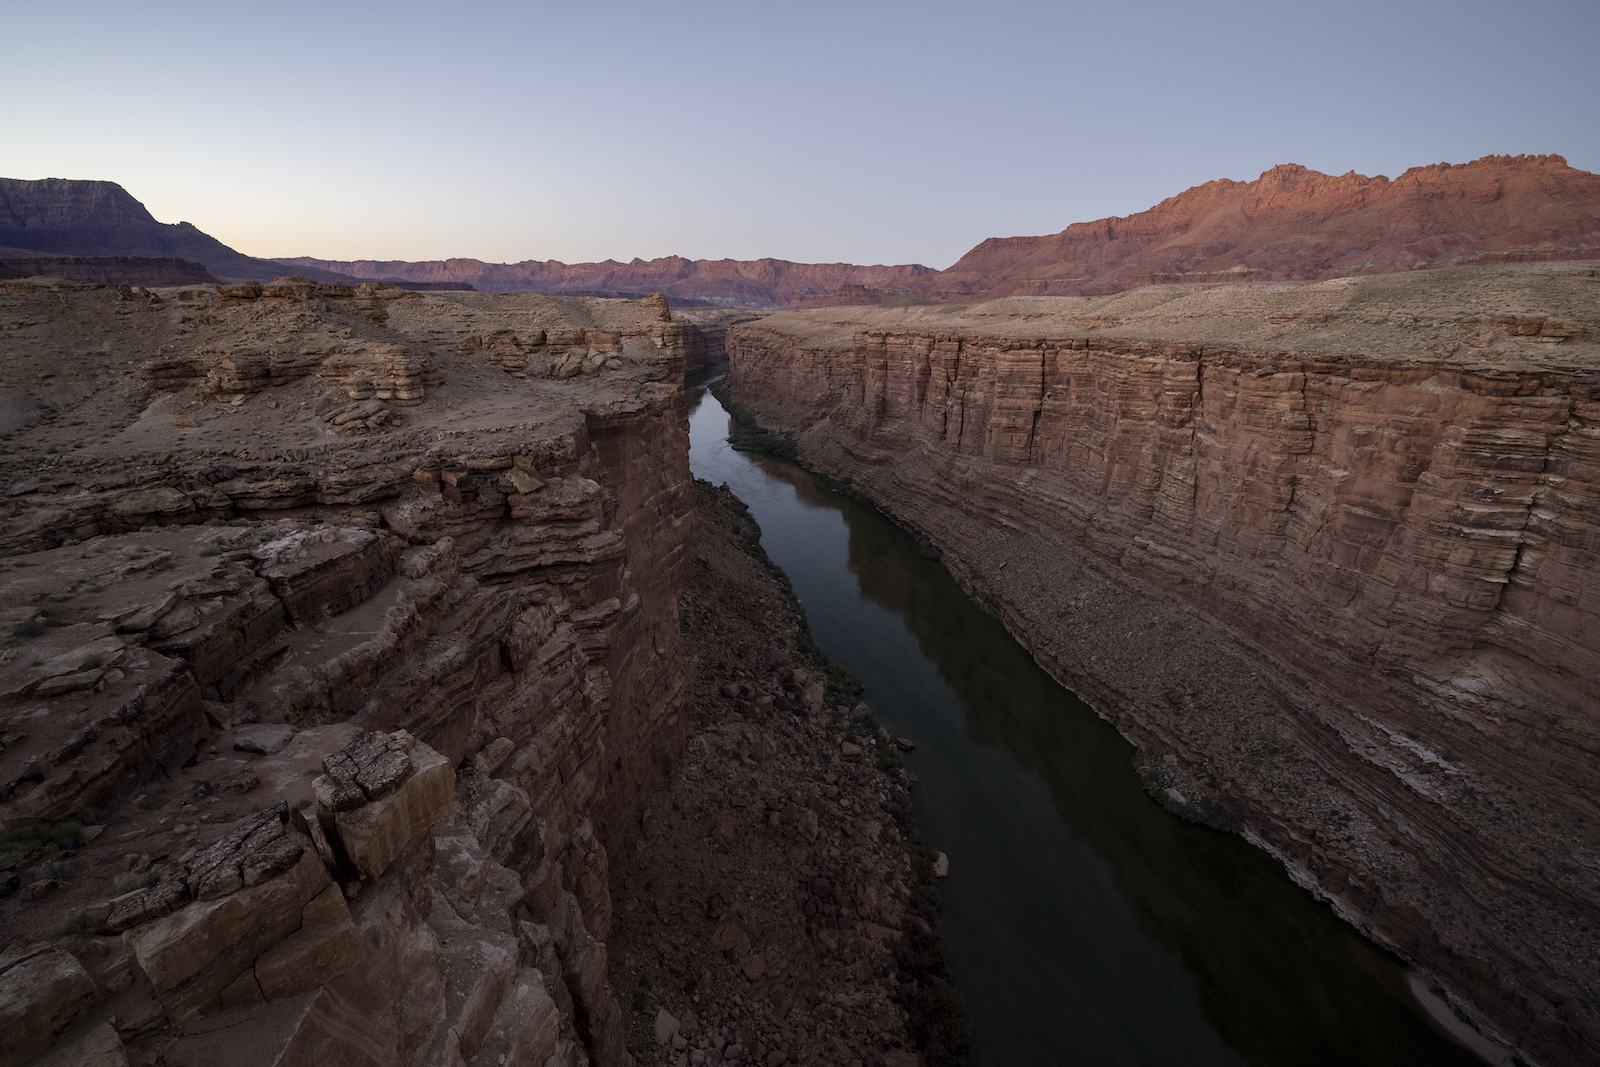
[0,178,930,304]
[273,255,934,308]
[0,178,354,284]
[5,154,1596,304]
[908,153,1600,299]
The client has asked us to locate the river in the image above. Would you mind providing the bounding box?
[685,372,1478,1066]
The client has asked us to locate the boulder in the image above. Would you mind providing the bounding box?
[26,1021,127,1067]
[254,918,363,1002]
[122,848,330,1018]
[314,730,454,881]
[233,723,297,755]
[0,944,98,1067]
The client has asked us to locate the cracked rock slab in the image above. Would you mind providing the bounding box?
[314,730,453,881]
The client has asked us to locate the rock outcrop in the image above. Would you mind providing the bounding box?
[724,262,1600,1067]
[0,281,695,1065]
[911,154,1600,299]
[674,309,761,371]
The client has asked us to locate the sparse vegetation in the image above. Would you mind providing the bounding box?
[112,870,161,895]
[53,912,89,938]
[708,380,799,461]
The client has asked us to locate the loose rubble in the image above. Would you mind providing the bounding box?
[606,481,966,1067]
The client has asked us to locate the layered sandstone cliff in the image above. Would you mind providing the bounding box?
[0,276,950,1067]
[674,309,760,371]
[725,263,1600,1066]
[0,280,695,1065]
[912,154,1600,299]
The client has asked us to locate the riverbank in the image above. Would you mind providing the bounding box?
[605,478,969,1067]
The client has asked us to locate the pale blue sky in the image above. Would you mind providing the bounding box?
[6,0,1597,268]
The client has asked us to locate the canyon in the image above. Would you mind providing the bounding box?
[3,153,1598,1067]
[723,262,1600,1067]
[0,278,941,1067]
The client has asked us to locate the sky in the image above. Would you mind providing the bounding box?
[6,0,1598,270]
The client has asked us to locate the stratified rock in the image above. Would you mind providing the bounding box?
[911,153,1600,299]
[725,267,1600,1067]
[122,848,329,1017]
[313,731,453,881]
[253,917,363,1002]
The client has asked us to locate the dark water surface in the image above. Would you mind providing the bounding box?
[684,374,1477,1067]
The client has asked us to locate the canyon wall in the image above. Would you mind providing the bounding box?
[0,281,695,1065]
[724,265,1600,1066]
[675,309,760,371]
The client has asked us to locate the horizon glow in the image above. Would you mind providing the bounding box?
[5,0,1597,270]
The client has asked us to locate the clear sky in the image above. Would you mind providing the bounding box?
[6,0,1597,270]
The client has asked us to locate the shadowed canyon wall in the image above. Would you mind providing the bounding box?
[0,281,694,1066]
[724,266,1600,1066]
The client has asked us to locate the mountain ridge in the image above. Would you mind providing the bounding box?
[272,253,934,308]
[6,153,1597,304]
[908,153,1600,299]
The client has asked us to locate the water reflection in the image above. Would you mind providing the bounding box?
[685,373,1475,1067]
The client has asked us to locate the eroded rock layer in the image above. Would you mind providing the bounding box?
[724,263,1600,1066]
[0,279,695,1066]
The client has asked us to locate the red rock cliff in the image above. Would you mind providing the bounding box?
[915,154,1600,298]
[724,266,1600,1066]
